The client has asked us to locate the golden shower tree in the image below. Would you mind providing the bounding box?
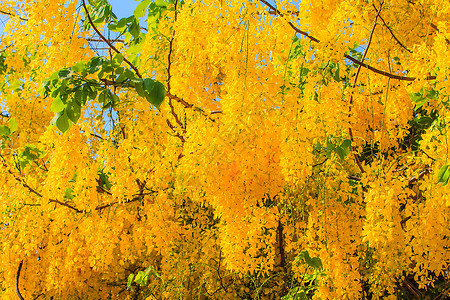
[0,0,449,299]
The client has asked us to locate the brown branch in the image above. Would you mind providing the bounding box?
[166,93,221,121]
[166,0,185,131]
[85,38,125,43]
[0,10,28,21]
[347,175,361,181]
[344,54,436,81]
[258,0,438,82]
[372,5,412,53]
[393,162,416,172]
[277,219,286,272]
[217,250,228,292]
[81,0,142,79]
[348,2,384,174]
[408,167,431,185]
[49,199,83,213]
[94,192,153,211]
[166,119,186,143]
[403,278,421,299]
[258,0,319,43]
[430,23,450,45]
[16,260,24,300]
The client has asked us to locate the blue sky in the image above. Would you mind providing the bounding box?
[108,0,138,19]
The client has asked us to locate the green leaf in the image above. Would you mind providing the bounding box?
[409,92,427,109]
[129,18,140,39]
[84,84,98,100]
[146,81,165,108]
[309,257,323,270]
[87,57,104,74]
[112,53,124,67]
[334,146,346,160]
[98,89,112,104]
[134,0,150,18]
[134,270,150,286]
[71,61,85,73]
[155,0,170,7]
[51,96,66,113]
[64,187,75,200]
[437,165,450,185]
[9,118,18,133]
[340,139,351,150]
[130,78,146,98]
[143,78,155,92]
[66,99,82,123]
[9,80,22,91]
[0,125,10,136]
[127,274,135,289]
[55,111,71,133]
[58,68,73,80]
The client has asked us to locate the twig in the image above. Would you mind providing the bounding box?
[348,2,384,174]
[82,0,220,122]
[430,23,450,45]
[347,175,361,181]
[0,10,28,21]
[16,260,24,300]
[95,191,157,211]
[408,167,431,185]
[312,158,328,167]
[49,199,83,213]
[344,54,436,81]
[258,0,319,43]
[166,0,184,130]
[84,38,125,43]
[81,0,142,78]
[277,220,286,272]
[258,0,437,82]
[217,250,228,292]
[372,4,412,53]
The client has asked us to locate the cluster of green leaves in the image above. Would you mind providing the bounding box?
[314,138,352,161]
[127,266,164,292]
[17,145,45,171]
[134,0,174,32]
[97,167,113,191]
[320,61,351,86]
[409,86,440,110]
[86,0,174,45]
[0,117,17,138]
[0,52,7,76]
[282,250,324,300]
[437,164,450,186]
[41,55,165,133]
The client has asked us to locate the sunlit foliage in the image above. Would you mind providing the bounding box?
[0,0,449,299]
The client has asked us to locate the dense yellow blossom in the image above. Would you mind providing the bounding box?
[0,0,449,299]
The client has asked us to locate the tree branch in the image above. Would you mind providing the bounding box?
[258,0,438,82]
[344,54,436,81]
[348,2,384,174]
[372,4,412,53]
[0,10,28,21]
[258,0,319,43]
[81,0,142,78]
[16,260,24,300]
[430,23,450,45]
